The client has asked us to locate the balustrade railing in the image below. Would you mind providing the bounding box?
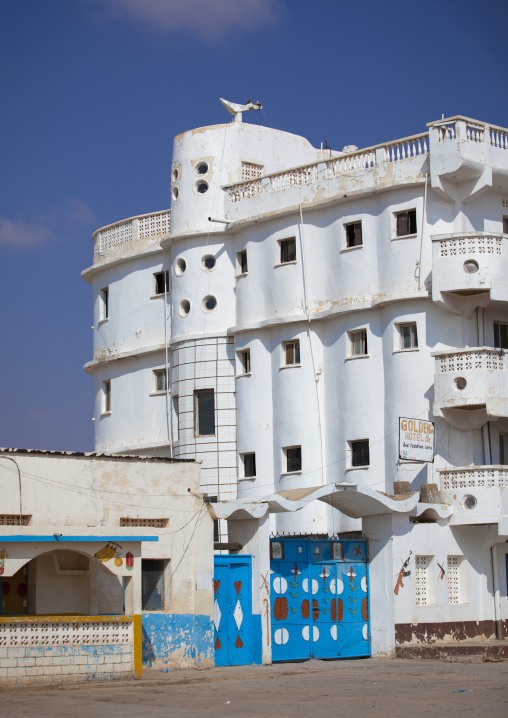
[434,348,507,374]
[439,466,508,490]
[94,209,171,258]
[437,233,504,257]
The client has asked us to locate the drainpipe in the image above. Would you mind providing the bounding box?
[491,544,503,640]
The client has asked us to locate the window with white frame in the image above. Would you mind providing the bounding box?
[237,249,248,275]
[447,556,467,604]
[241,452,256,479]
[194,389,215,436]
[142,559,170,611]
[494,321,508,349]
[394,209,417,237]
[99,287,109,321]
[349,439,369,467]
[397,322,418,350]
[236,349,251,375]
[282,340,300,366]
[279,237,297,264]
[154,270,169,296]
[101,380,111,414]
[415,555,432,605]
[348,329,368,357]
[344,221,363,248]
[283,446,302,473]
[153,369,167,393]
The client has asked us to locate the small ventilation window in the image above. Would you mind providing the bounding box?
[175,258,186,276]
[180,299,191,316]
[202,295,217,312]
[463,259,479,274]
[202,255,216,271]
[463,495,477,510]
[172,168,179,182]
[196,181,209,194]
[196,162,209,175]
[455,377,467,390]
[172,187,179,201]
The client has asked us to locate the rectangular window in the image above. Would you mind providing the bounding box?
[395,209,417,237]
[398,322,418,350]
[279,238,297,264]
[141,559,168,611]
[237,349,251,375]
[99,287,109,321]
[447,556,466,604]
[415,555,432,606]
[283,340,300,366]
[503,216,508,234]
[494,322,508,349]
[194,389,215,436]
[345,221,363,248]
[351,439,369,467]
[172,395,179,442]
[242,452,256,478]
[154,270,169,296]
[500,433,508,464]
[237,250,248,275]
[153,369,167,393]
[284,446,302,473]
[348,329,368,356]
[203,496,220,543]
[102,380,111,414]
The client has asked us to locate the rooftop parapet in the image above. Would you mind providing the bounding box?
[91,209,171,267]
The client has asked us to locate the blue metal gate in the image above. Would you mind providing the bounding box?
[270,537,370,661]
[213,555,253,666]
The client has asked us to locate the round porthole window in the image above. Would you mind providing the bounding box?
[196,162,209,175]
[202,255,216,271]
[455,377,467,390]
[202,295,217,312]
[172,168,179,182]
[175,258,186,276]
[196,181,209,195]
[179,299,191,317]
[463,494,477,510]
[172,187,179,201]
[463,259,479,274]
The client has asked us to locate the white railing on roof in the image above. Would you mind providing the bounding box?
[439,466,508,490]
[93,209,171,258]
[225,131,430,203]
[429,116,508,149]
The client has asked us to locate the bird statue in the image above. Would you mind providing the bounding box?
[220,97,262,123]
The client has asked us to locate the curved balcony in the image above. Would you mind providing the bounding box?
[438,465,508,526]
[431,232,508,313]
[432,347,508,429]
[91,209,171,267]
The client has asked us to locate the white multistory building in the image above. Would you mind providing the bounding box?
[83,110,508,651]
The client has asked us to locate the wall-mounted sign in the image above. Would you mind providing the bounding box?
[399,417,434,463]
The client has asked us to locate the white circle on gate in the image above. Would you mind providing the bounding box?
[330,625,337,641]
[313,626,319,642]
[329,578,336,595]
[273,577,287,595]
[274,628,289,645]
[361,576,368,593]
[362,624,368,640]
[312,579,319,595]
[302,578,308,593]
[302,625,310,642]
[336,578,344,595]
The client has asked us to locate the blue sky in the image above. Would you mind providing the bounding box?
[1,0,507,451]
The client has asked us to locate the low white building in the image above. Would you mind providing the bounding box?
[82,108,508,656]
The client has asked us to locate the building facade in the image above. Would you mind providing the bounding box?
[83,112,508,652]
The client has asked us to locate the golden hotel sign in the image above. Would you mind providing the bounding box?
[399,417,435,463]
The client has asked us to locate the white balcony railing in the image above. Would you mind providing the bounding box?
[437,233,503,258]
[435,347,507,374]
[93,209,171,259]
[429,116,508,149]
[439,466,508,490]
[225,132,429,203]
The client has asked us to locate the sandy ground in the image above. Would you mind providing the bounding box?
[1,657,507,717]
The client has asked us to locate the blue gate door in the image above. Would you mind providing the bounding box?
[270,537,370,662]
[213,555,253,666]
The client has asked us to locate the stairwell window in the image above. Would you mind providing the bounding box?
[397,322,418,351]
[395,209,417,237]
[236,349,251,376]
[154,270,169,296]
[494,321,508,349]
[241,452,256,479]
[350,439,369,467]
[194,389,215,436]
[348,329,368,357]
[284,446,302,474]
[237,249,248,275]
[282,340,300,367]
[344,221,363,248]
[101,380,111,414]
[279,238,297,264]
[99,287,109,321]
[153,369,167,393]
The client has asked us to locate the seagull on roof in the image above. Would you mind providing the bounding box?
[220,98,262,123]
